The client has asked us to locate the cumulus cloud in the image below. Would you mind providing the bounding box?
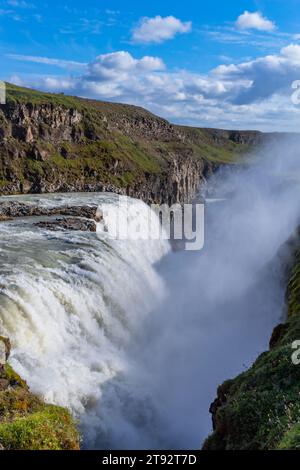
[11,46,300,132]
[86,51,165,83]
[213,44,300,103]
[132,15,191,44]
[236,11,276,32]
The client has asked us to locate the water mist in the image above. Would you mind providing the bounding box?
[0,137,299,450]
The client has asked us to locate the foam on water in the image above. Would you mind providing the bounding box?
[0,193,170,447]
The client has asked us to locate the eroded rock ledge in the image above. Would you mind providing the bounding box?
[0,200,102,232]
[0,201,99,219]
[35,217,97,232]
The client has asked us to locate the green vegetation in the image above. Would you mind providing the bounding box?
[5,82,84,110]
[286,250,300,318]
[0,362,80,450]
[177,126,255,163]
[0,406,79,450]
[203,246,300,450]
[278,422,300,449]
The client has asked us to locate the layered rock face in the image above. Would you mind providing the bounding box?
[0,83,263,204]
[0,103,83,143]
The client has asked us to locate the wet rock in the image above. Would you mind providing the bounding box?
[0,215,12,222]
[0,202,100,220]
[35,217,97,232]
[0,378,9,391]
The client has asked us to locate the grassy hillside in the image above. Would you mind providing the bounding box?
[5,82,257,163]
[0,83,263,200]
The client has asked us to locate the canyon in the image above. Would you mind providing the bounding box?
[0,83,299,451]
[0,83,266,204]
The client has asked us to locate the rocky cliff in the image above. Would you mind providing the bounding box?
[203,229,300,450]
[0,83,266,204]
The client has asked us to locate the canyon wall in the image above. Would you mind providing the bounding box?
[0,83,266,204]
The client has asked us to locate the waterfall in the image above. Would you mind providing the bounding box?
[0,136,299,450]
[0,193,170,448]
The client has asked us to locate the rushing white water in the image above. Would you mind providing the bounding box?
[0,136,299,450]
[0,193,170,447]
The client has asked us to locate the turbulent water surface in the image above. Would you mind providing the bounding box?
[0,137,299,449]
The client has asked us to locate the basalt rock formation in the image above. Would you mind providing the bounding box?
[35,217,97,232]
[203,228,300,450]
[0,83,267,204]
[0,201,100,219]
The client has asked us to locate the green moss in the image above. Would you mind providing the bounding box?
[176,126,252,164]
[0,180,10,188]
[286,250,300,318]
[278,423,300,449]
[198,144,245,164]
[0,406,79,450]
[26,159,44,176]
[5,83,83,110]
[3,363,27,388]
[17,135,163,189]
[0,362,80,450]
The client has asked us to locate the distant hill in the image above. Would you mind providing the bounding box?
[0,83,265,203]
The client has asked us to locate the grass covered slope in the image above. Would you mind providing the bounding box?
[0,338,79,450]
[0,83,262,201]
[203,241,300,450]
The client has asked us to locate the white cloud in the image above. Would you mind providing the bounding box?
[11,46,300,132]
[0,9,13,15]
[6,54,87,69]
[132,15,191,44]
[105,9,119,15]
[213,44,300,103]
[87,51,165,81]
[6,0,33,7]
[205,27,287,50]
[236,11,276,32]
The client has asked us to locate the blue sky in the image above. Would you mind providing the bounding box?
[2,0,300,130]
